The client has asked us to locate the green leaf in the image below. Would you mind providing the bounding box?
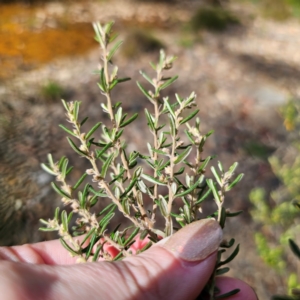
[219,206,226,229]
[145,109,155,131]
[61,210,69,232]
[141,173,167,186]
[183,204,191,223]
[226,173,244,191]
[85,122,102,140]
[220,238,235,248]
[92,243,104,262]
[39,227,57,232]
[104,21,114,34]
[140,241,152,252]
[163,97,176,119]
[206,179,220,203]
[117,77,131,83]
[80,227,96,246]
[60,158,69,180]
[80,116,89,126]
[93,22,104,48]
[99,212,115,228]
[101,153,114,178]
[51,182,71,199]
[86,232,100,260]
[67,137,87,157]
[137,82,152,101]
[97,203,117,217]
[226,210,243,217]
[120,113,138,128]
[228,161,238,175]
[139,70,153,85]
[195,188,211,205]
[96,142,113,159]
[73,101,80,121]
[60,238,79,256]
[174,167,185,175]
[158,75,178,91]
[61,99,69,112]
[175,176,203,198]
[115,107,123,126]
[120,178,137,197]
[99,68,107,92]
[217,161,223,172]
[174,146,192,164]
[54,207,60,221]
[215,267,230,276]
[215,289,240,299]
[211,166,222,186]
[197,156,212,173]
[41,163,57,176]
[289,239,300,260]
[169,114,176,136]
[107,40,123,61]
[179,109,199,125]
[59,124,77,137]
[218,244,240,266]
[89,186,107,197]
[72,173,88,190]
[123,227,140,247]
[159,195,168,217]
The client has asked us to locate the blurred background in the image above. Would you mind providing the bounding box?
[1,0,300,298]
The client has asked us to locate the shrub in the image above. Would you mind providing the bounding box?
[40,21,244,299]
[189,6,240,32]
[40,81,66,103]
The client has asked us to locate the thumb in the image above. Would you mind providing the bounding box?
[121,218,223,300]
[55,219,222,300]
[0,219,222,300]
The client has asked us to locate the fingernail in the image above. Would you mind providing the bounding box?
[163,218,223,262]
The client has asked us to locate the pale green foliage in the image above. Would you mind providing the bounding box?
[251,100,300,297]
[39,21,243,300]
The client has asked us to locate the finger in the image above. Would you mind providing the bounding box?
[214,276,258,300]
[0,240,77,265]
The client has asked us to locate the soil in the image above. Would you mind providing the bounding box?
[1,0,300,298]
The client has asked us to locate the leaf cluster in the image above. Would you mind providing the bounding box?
[40,21,243,299]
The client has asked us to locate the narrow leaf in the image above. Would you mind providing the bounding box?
[174,146,192,164]
[289,239,300,260]
[59,124,77,137]
[41,163,57,176]
[107,40,123,61]
[215,289,240,299]
[137,81,152,101]
[141,173,167,186]
[158,75,178,91]
[101,153,114,178]
[120,113,138,128]
[51,182,71,199]
[73,173,88,190]
[85,122,102,140]
[179,109,199,125]
[60,238,79,256]
[123,227,140,246]
[67,137,87,157]
[218,244,240,266]
[139,70,153,85]
[206,179,220,202]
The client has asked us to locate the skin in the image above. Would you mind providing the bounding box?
[0,239,258,300]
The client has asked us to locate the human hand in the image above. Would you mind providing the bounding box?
[0,219,257,300]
